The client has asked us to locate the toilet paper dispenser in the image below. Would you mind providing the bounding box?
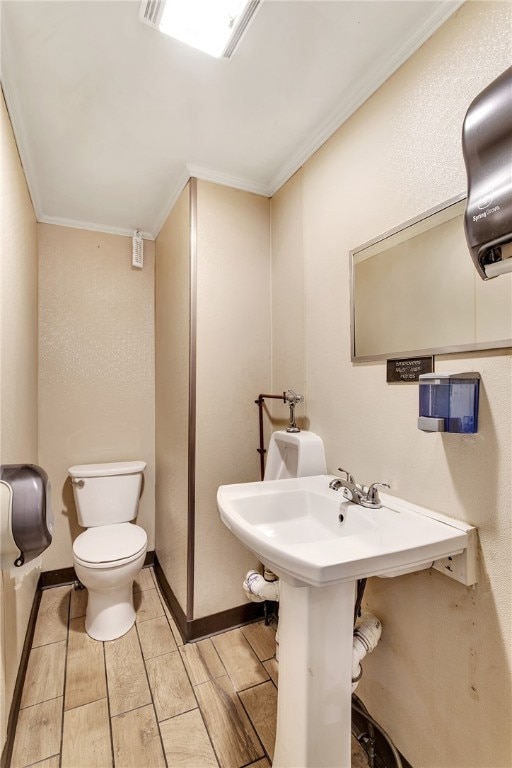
[0,464,53,569]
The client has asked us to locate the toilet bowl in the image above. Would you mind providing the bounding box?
[73,522,147,641]
[69,460,147,641]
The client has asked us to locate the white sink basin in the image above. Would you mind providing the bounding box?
[217,474,476,767]
[217,474,470,587]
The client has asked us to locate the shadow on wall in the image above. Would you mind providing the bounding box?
[53,475,102,573]
[360,359,512,765]
[363,564,512,766]
[441,375,498,532]
[61,472,147,544]
[61,477,82,546]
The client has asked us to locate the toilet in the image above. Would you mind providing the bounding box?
[68,460,148,641]
[264,429,326,480]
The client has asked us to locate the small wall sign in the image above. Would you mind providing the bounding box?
[386,356,433,383]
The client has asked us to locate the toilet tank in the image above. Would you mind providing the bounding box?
[68,461,146,527]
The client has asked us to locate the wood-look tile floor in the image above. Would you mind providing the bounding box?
[11,567,369,768]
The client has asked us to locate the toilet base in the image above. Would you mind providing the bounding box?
[73,549,146,642]
[84,583,136,641]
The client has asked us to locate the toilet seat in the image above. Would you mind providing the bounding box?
[73,523,147,570]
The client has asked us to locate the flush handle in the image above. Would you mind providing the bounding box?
[70,478,84,488]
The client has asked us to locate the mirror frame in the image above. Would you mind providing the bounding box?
[350,193,512,362]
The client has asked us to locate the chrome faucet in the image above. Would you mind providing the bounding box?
[328,468,365,504]
[329,468,390,509]
[360,482,390,509]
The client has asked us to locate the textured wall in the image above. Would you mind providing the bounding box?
[271,3,511,766]
[155,180,271,621]
[155,183,191,616]
[194,180,270,619]
[0,91,40,755]
[38,224,155,571]
[270,170,307,427]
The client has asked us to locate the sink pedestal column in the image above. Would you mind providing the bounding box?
[273,579,355,768]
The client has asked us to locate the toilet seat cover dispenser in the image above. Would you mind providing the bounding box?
[74,523,147,564]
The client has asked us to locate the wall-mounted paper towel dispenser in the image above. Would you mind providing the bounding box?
[462,66,512,280]
[0,464,53,568]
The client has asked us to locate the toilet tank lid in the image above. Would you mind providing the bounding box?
[68,461,146,478]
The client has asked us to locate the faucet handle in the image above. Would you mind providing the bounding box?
[337,467,355,483]
[360,482,390,509]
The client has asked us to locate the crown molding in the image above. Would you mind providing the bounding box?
[3,0,463,238]
[267,0,465,196]
[186,164,271,197]
[151,163,271,239]
[38,215,154,241]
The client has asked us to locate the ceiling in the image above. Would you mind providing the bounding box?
[1,0,462,239]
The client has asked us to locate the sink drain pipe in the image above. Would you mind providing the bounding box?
[243,570,381,689]
[352,613,382,691]
[243,570,280,602]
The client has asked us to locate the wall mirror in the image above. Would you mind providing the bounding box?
[350,194,512,362]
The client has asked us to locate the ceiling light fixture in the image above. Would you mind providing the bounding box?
[139,0,261,58]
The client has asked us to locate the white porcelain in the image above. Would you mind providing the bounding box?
[69,460,146,527]
[73,521,147,564]
[217,474,471,587]
[74,546,147,641]
[264,430,326,481]
[218,474,476,768]
[69,461,147,641]
[274,578,354,768]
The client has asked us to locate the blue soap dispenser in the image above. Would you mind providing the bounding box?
[418,373,480,433]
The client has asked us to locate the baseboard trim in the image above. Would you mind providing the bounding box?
[38,554,262,642]
[144,550,156,568]
[39,566,77,589]
[153,558,188,641]
[187,602,266,641]
[0,587,41,768]
[153,555,264,642]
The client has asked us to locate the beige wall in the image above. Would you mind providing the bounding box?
[155,180,270,621]
[0,91,40,755]
[38,224,155,571]
[270,3,511,767]
[194,180,270,619]
[270,170,307,427]
[155,183,191,615]
[2,0,510,759]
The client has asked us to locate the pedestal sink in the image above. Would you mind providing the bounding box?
[217,475,476,768]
